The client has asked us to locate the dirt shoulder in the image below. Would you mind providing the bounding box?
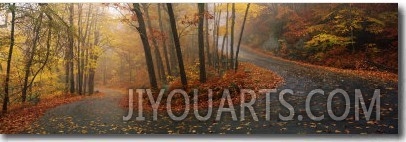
[242,45,398,83]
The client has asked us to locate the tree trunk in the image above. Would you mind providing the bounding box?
[235,3,251,72]
[3,3,16,114]
[82,4,92,95]
[164,4,178,75]
[65,5,70,92]
[211,4,217,67]
[158,4,172,76]
[230,3,235,69]
[77,3,83,95]
[221,3,229,70]
[168,22,178,75]
[204,4,211,66]
[167,3,188,88]
[22,11,43,102]
[215,8,221,70]
[133,3,158,89]
[198,3,206,83]
[68,3,75,94]
[88,7,100,95]
[88,68,95,94]
[143,4,166,84]
[88,45,97,95]
[24,12,53,100]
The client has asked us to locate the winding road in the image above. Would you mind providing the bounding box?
[24,46,398,134]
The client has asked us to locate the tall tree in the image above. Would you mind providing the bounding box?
[167,3,188,88]
[68,3,75,94]
[64,4,70,93]
[76,3,83,95]
[2,3,16,114]
[211,4,216,66]
[204,4,211,66]
[143,4,166,84]
[167,17,178,75]
[88,7,100,94]
[158,4,171,76]
[235,3,251,72]
[82,4,93,94]
[21,8,44,102]
[220,3,229,70]
[198,3,206,83]
[23,4,53,100]
[215,8,221,69]
[230,3,235,69]
[132,3,158,89]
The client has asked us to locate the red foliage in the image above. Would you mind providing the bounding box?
[119,62,284,113]
[282,10,312,43]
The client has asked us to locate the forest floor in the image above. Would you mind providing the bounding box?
[19,46,398,134]
[118,62,284,112]
[0,92,104,134]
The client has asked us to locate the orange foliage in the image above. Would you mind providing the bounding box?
[119,62,284,112]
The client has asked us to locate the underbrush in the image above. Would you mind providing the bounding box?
[119,62,284,112]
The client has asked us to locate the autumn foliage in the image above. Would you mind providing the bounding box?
[119,62,284,112]
[244,3,397,73]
